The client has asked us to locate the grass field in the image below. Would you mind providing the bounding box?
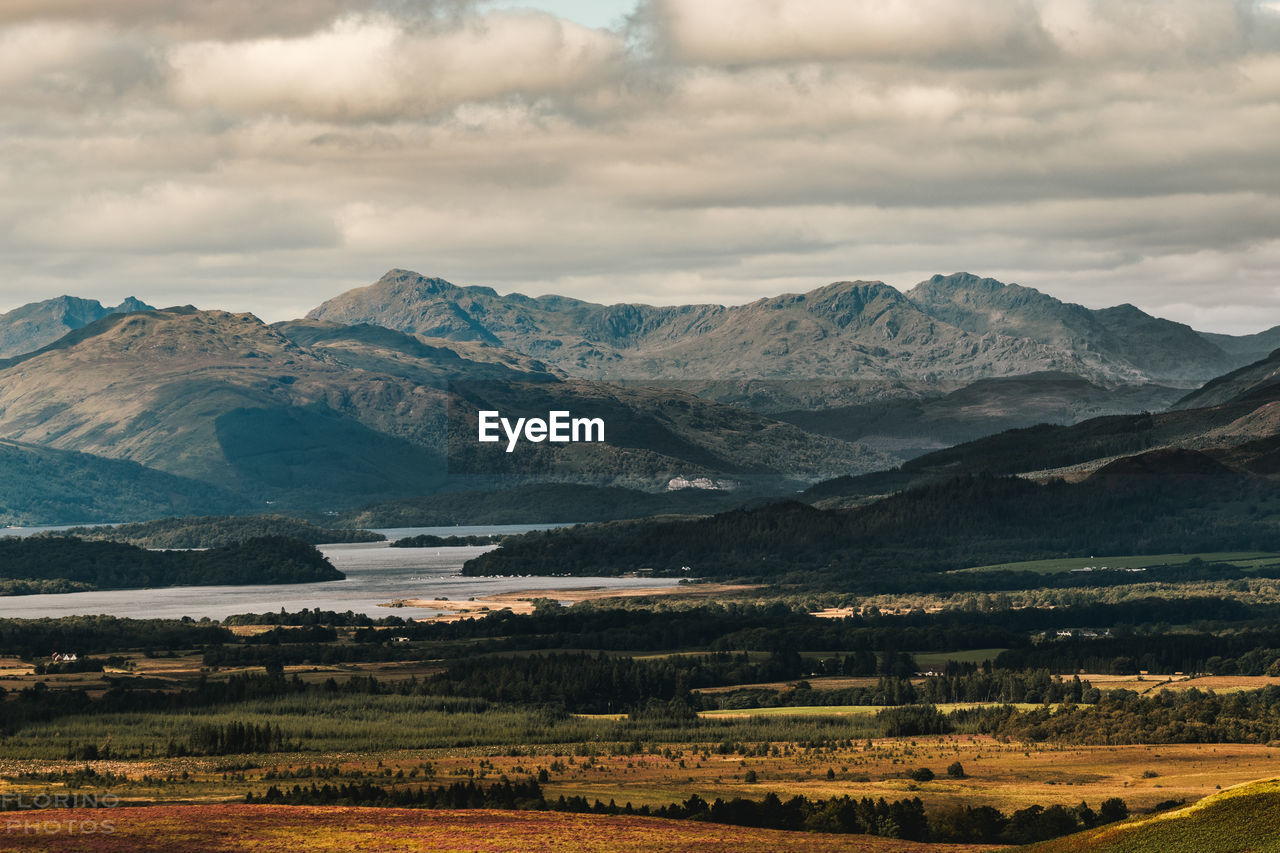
[913,650,1008,668]
[1026,777,1280,852]
[0,805,1002,852]
[955,552,1280,575]
[3,735,1268,819]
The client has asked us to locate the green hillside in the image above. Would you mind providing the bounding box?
[1026,778,1280,852]
[0,439,246,525]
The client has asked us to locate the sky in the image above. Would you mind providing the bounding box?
[2,1,1280,332]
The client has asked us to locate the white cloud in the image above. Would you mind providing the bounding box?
[0,1,1278,335]
[15,183,339,253]
[167,12,624,120]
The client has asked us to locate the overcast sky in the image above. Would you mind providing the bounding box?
[2,0,1279,332]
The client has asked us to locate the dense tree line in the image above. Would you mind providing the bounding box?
[50,514,384,548]
[463,474,1280,591]
[426,652,808,714]
[246,776,1128,844]
[966,687,1280,744]
[996,628,1280,675]
[222,608,408,627]
[390,533,504,547]
[341,482,745,528]
[175,722,297,756]
[0,535,342,593]
[708,671,1093,712]
[202,642,424,668]
[0,615,231,658]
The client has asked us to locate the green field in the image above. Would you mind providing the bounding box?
[955,551,1280,575]
[913,648,1007,668]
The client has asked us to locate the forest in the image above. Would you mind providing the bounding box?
[51,514,384,548]
[463,473,1280,591]
[0,535,342,593]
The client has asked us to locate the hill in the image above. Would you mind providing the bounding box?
[0,307,885,518]
[461,472,1280,590]
[908,273,1236,381]
[0,438,246,526]
[0,535,342,595]
[0,294,152,358]
[1026,777,1280,852]
[339,483,751,528]
[777,372,1183,461]
[309,269,1259,388]
[801,347,1280,505]
[53,514,385,549]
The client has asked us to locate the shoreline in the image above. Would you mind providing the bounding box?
[382,583,761,622]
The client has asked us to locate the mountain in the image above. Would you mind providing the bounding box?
[909,273,1239,382]
[775,371,1184,460]
[1200,325,1280,363]
[806,346,1280,509]
[1171,347,1280,410]
[0,295,153,358]
[308,270,1150,386]
[458,348,1280,588]
[0,438,245,526]
[308,270,1261,390]
[0,307,887,519]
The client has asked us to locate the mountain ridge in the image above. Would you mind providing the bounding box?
[309,269,1260,388]
[0,306,889,519]
[0,294,154,358]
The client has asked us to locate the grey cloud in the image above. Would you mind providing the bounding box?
[0,1,1278,336]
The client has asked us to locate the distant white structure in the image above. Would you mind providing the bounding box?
[51,652,78,662]
[667,476,734,491]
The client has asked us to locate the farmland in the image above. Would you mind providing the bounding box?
[7,571,1280,849]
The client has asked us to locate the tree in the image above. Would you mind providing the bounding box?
[946,761,965,778]
[1099,797,1129,823]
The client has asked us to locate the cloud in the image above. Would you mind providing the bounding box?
[0,1,1279,334]
[14,183,340,253]
[642,0,1267,67]
[167,11,625,120]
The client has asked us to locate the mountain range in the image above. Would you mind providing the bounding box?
[2,268,1279,524]
[309,270,1271,387]
[0,295,152,358]
[0,306,885,521]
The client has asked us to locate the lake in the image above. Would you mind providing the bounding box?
[0,524,677,620]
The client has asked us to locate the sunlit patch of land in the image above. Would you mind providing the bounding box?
[382,583,761,621]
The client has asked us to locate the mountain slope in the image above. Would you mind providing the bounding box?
[0,295,152,358]
[776,372,1184,460]
[0,439,245,525]
[803,349,1280,504]
[309,270,1260,390]
[908,273,1236,381]
[309,270,1150,385]
[0,308,887,517]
